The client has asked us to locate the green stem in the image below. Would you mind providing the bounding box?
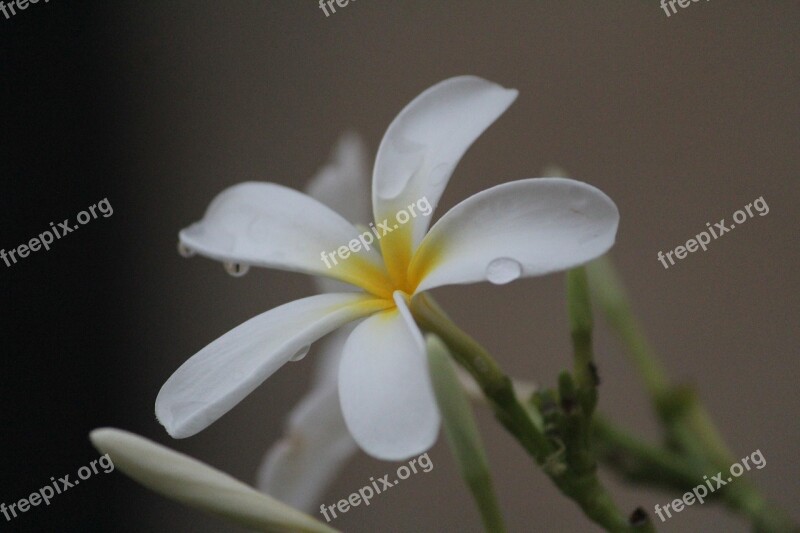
[552,472,642,532]
[594,417,798,532]
[593,416,708,491]
[412,293,640,532]
[586,256,798,532]
[722,484,797,533]
[411,293,553,464]
[567,268,598,417]
[585,256,734,467]
[584,257,669,398]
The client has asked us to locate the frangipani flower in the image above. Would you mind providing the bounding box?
[258,135,539,511]
[156,76,619,461]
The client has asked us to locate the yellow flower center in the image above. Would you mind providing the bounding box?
[328,221,429,302]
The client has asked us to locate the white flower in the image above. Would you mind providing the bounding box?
[156,76,619,461]
[258,135,538,510]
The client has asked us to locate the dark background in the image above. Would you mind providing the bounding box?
[1,2,797,532]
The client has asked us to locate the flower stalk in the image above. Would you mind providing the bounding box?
[585,256,732,466]
[411,291,650,532]
[411,293,553,464]
[586,256,797,532]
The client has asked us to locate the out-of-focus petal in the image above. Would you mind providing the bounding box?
[256,383,356,512]
[306,132,372,226]
[305,133,373,295]
[90,428,338,533]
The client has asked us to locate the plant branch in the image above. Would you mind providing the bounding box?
[585,256,734,467]
[586,256,798,532]
[412,292,647,532]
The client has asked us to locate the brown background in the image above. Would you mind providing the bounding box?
[10,1,796,532]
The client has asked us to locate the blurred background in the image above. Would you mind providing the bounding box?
[1,1,798,531]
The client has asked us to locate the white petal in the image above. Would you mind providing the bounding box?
[372,76,518,249]
[338,304,440,460]
[410,178,619,292]
[306,132,372,226]
[156,293,392,438]
[90,428,338,533]
[256,384,357,512]
[179,182,393,297]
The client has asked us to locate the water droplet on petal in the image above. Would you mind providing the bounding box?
[224,262,249,277]
[290,345,310,362]
[486,258,522,285]
[177,242,195,258]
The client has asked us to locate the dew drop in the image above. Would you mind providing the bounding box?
[223,262,250,277]
[290,345,310,362]
[177,242,195,258]
[486,258,522,285]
